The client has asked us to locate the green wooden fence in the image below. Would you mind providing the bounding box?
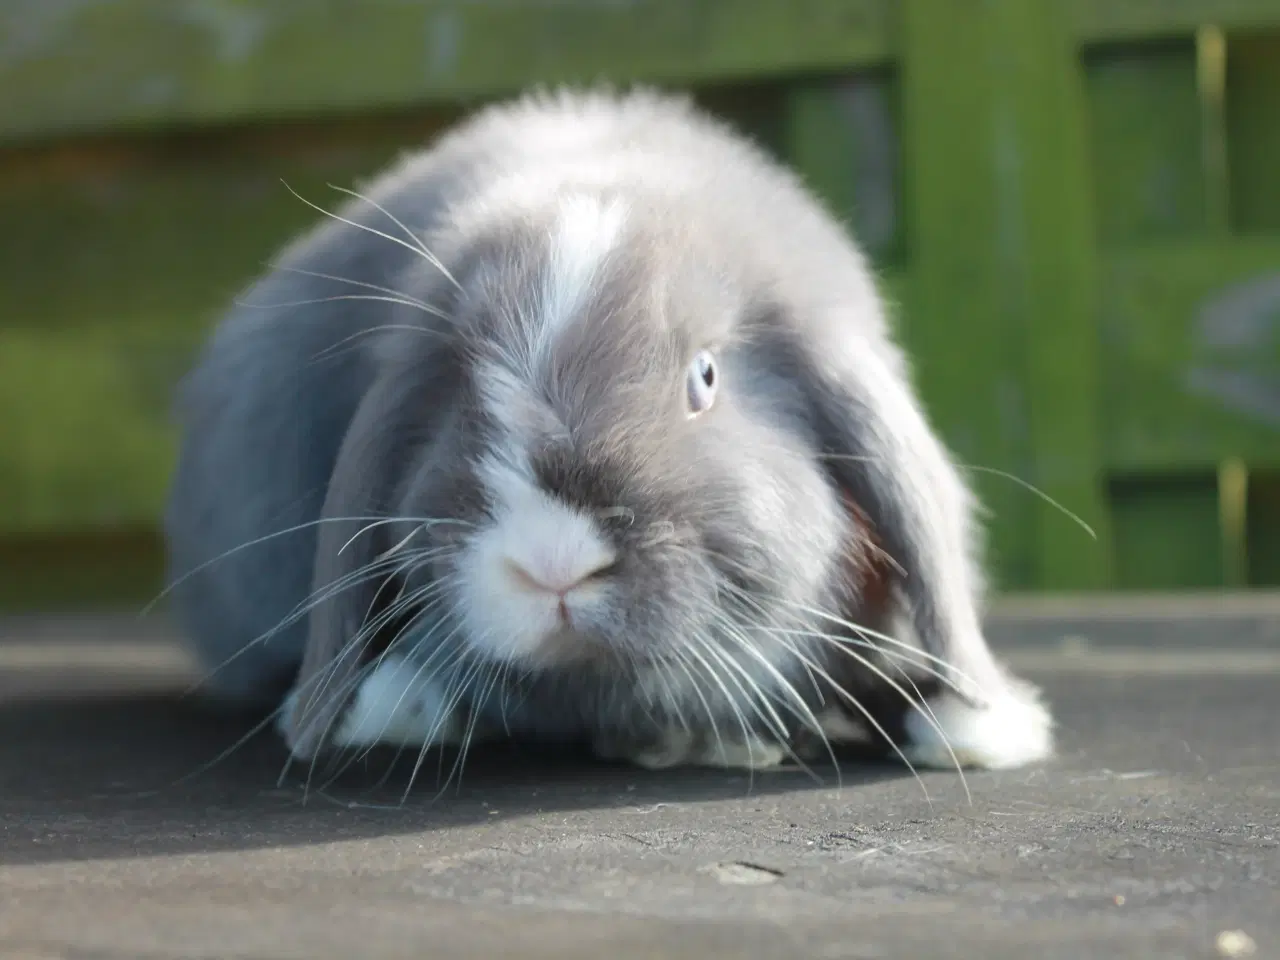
[1,0,1279,610]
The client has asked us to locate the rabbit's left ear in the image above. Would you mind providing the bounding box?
[789,314,1054,770]
[280,374,419,761]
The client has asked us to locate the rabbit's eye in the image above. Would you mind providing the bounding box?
[685,349,718,417]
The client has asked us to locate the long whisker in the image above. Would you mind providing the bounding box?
[425,656,490,802]
[766,622,967,805]
[307,325,449,366]
[665,644,734,775]
[143,514,469,614]
[815,452,1097,541]
[702,612,837,785]
[290,556,454,744]
[235,292,448,317]
[323,182,463,292]
[703,574,957,796]
[267,263,442,313]
[185,542,456,703]
[757,632,939,806]
[178,552,415,702]
[279,180,462,292]
[682,636,795,790]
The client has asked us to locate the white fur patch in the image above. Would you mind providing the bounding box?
[816,707,871,744]
[459,453,616,664]
[277,655,465,754]
[595,728,788,771]
[475,359,562,441]
[902,683,1053,771]
[334,654,465,749]
[537,193,627,354]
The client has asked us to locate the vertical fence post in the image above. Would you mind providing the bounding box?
[900,0,1114,591]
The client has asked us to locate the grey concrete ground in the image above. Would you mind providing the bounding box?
[0,597,1277,959]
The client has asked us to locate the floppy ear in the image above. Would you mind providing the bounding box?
[797,325,1011,707]
[279,372,420,760]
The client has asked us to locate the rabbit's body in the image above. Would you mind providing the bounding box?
[164,88,1052,773]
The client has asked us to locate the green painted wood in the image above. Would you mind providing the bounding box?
[1083,39,1210,243]
[1198,25,1233,237]
[1226,30,1280,233]
[1099,238,1280,471]
[5,0,1280,601]
[0,0,894,146]
[697,81,790,161]
[1070,0,1280,44]
[786,82,862,243]
[1081,37,1228,590]
[1218,456,1249,588]
[0,532,166,612]
[900,0,1113,592]
[784,72,903,267]
[1109,473,1227,588]
[0,116,453,533]
[898,0,1030,589]
[1247,471,1280,586]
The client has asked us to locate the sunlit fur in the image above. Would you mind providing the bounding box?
[163,88,1053,795]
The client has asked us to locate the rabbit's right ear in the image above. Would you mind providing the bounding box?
[280,373,419,761]
[787,314,1004,705]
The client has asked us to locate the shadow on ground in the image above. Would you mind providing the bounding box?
[0,683,919,867]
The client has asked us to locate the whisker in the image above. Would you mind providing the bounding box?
[267,263,443,313]
[323,182,463,292]
[308,324,448,365]
[143,513,468,614]
[178,551,420,702]
[758,632,940,806]
[182,535,461,708]
[703,613,836,785]
[698,572,957,796]
[236,292,448,316]
[279,180,462,292]
[425,656,490,803]
[664,645,732,773]
[681,637,785,790]
[291,563,454,741]
[815,452,1097,541]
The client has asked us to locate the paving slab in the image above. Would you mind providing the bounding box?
[0,599,1277,960]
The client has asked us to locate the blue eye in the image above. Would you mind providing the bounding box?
[686,349,718,416]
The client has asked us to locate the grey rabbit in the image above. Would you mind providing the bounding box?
[163,87,1052,773]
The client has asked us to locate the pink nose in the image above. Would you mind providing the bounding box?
[503,557,616,597]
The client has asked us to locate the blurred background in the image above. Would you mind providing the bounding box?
[1,0,1278,616]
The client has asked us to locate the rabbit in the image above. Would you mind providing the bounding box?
[162,86,1053,775]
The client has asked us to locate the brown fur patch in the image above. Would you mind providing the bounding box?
[841,488,895,622]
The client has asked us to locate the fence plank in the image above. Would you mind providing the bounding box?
[1226,30,1280,232]
[0,0,893,146]
[1222,29,1280,586]
[784,72,903,267]
[899,0,1030,589]
[1109,474,1227,587]
[1084,39,1210,243]
[1082,37,1229,589]
[1247,472,1280,585]
[901,0,1113,592]
[1100,238,1280,471]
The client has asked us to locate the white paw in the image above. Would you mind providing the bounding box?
[694,735,788,770]
[792,707,871,761]
[902,681,1053,771]
[277,654,465,753]
[596,728,789,771]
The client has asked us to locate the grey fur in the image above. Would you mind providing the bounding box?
[164,87,1045,767]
